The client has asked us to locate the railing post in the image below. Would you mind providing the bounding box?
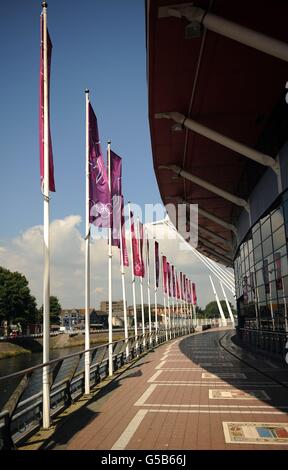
[0,412,16,450]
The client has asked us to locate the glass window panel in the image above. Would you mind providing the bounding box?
[261,217,272,241]
[269,280,277,299]
[282,275,288,296]
[273,225,286,251]
[256,269,263,286]
[262,236,273,258]
[257,285,266,303]
[249,251,254,268]
[254,244,263,263]
[252,228,261,247]
[271,208,284,232]
[268,262,276,281]
[243,242,248,259]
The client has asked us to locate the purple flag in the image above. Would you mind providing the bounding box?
[111,150,122,246]
[88,104,111,228]
[139,222,145,278]
[167,262,171,298]
[120,196,129,267]
[192,283,197,305]
[131,212,142,277]
[39,14,55,192]
[155,241,159,288]
[162,256,168,294]
[171,265,176,298]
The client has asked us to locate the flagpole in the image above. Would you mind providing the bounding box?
[107,141,113,376]
[137,218,146,348]
[162,255,168,342]
[153,239,158,345]
[119,222,129,359]
[167,294,172,340]
[84,89,91,395]
[129,204,138,354]
[146,229,152,346]
[171,296,175,338]
[42,1,50,430]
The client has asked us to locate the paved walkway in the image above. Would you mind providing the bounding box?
[46,328,288,450]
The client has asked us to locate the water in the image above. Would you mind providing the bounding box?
[0,345,86,409]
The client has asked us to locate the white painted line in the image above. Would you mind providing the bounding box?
[155,361,166,370]
[148,410,287,415]
[134,384,157,406]
[134,404,288,409]
[148,370,163,383]
[111,409,148,450]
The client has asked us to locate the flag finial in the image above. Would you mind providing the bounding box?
[107,140,111,144]
[85,88,89,94]
[42,2,48,7]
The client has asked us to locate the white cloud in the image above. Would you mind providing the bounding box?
[0,215,236,310]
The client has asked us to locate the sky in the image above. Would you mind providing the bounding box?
[0,0,235,310]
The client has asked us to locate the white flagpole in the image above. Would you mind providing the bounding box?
[171,296,175,338]
[107,141,113,376]
[137,218,146,348]
[209,275,227,326]
[146,229,152,346]
[84,89,90,395]
[128,204,138,354]
[119,222,129,359]
[162,255,168,342]
[167,294,172,339]
[179,276,184,335]
[220,282,235,326]
[42,1,50,429]
[153,238,158,345]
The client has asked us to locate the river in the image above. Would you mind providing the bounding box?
[0,345,87,409]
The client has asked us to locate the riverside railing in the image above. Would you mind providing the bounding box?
[0,324,199,450]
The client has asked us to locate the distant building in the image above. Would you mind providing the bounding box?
[100,300,126,316]
[90,310,108,329]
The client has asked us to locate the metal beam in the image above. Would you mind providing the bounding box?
[198,207,237,235]
[165,196,238,234]
[156,112,279,173]
[165,196,237,235]
[159,164,249,211]
[198,235,232,256]
[198,243,234,268]
[159,4,288,63]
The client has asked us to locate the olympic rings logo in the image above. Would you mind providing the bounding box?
[91,202,112,219]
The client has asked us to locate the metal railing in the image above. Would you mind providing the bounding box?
[237,327,288,356]
[0,324,201,450]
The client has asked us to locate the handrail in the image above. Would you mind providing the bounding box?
[0,322,220,449]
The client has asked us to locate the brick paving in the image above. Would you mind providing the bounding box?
[47,328,288,450]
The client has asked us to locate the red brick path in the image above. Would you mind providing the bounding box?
[57,328,288,450]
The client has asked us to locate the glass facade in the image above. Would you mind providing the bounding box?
[234,191,288,333]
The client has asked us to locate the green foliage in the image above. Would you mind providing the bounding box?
[204,300,236,318]
[38,295,62,324]
[0,266,37,327]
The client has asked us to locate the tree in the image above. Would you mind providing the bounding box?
[38,296,62,325]
[204,300,236,319]
[0,266,37,327]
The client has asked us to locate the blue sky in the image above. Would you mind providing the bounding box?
[0,0,161,241]
[0,0,235,310]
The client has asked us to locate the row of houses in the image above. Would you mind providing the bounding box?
[60,302,166,329]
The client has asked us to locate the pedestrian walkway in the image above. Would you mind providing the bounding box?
[43,328,288,450]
